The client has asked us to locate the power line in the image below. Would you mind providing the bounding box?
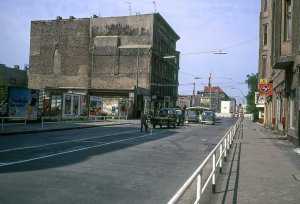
[180,37,258,55]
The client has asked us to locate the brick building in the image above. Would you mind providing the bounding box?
[28,14,180,118]
[195,86,229,113]
[0,64,28,116]
[258,0,300,144]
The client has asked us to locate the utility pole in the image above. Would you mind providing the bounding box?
[209,71,212,110]
[153,1,157,13]
[124,2,132,16]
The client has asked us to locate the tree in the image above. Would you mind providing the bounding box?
[245,73,259,121]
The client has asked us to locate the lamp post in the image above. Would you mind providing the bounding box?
[118,44,151,118]
[230,87,246,100]
[163,55,178,108]
[193,77,201,106]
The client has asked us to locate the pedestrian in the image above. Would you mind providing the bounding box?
[182,105,187,125]
[140,114,148,132]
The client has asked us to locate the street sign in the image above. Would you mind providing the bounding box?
[260,78,268,84]
[259,83,272,95]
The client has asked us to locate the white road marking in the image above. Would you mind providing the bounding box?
[0,130,137,153]
[0,131,167,167]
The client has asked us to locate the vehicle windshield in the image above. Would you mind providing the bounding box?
[175,110,182,114]
[202,111,213,116]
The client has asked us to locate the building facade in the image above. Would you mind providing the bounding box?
[195,86,229,113]
[176,95,191,108]
[28,13,180,118]
[0,64,28,117]
[258,0,300,144]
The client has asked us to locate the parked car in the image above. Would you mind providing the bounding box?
[185,111,200,123]
[200,111,216,125]
[185,106,210,124]
[150,108,178,128]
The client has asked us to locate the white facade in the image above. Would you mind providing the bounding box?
[221,101,231,113]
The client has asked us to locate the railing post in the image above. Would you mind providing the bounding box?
[224,138,227,161]
[227,134,230,153]
[219,143,223,173]
[196,170,202,202]
[212,153,216,193]
[229,130,232,148]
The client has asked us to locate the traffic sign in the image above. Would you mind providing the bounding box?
[259,83,272,95]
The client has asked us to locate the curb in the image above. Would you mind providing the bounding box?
[0,122,135,136]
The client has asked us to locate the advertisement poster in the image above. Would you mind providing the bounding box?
[102,98,119,116]
[0,86,8,116]
[89,96,103,116]
[119,99,129,117]
[8,87,39,119]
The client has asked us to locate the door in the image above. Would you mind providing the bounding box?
[63,93,80,118]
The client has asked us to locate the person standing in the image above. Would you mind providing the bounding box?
[140,114,148,132]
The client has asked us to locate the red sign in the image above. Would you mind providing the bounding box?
[259,83,273,95]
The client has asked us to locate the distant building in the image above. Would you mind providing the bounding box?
[196,86,229,112]
[0,64,28,88]
[0,64,28,116]
[28,14,180,118]
[221,101,231,114]
[176,95,191,108]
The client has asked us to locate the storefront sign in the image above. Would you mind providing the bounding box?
[255,92,265,107]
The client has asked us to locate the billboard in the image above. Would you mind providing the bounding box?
[8,87,39,119]
[89,96,103,116]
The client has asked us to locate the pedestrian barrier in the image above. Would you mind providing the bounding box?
[41,116,129,128]
[168,118,243,204]
[1,117,27,131]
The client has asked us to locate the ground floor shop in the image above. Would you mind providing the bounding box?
[40,87,176,119]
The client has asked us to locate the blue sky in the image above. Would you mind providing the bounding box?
[0,0,260,104]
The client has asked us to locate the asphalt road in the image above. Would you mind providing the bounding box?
[0,117,237,204]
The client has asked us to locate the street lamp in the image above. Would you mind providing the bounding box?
[193,77,201,106]
[163,55,177,64]
[118,44,151,118]
[230,87,246,98]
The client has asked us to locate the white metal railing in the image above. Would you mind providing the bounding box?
[168,118,243,204]
[41,115,129,128]
[1,117,27,131]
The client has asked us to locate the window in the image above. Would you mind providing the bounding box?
[262,55,267,78]
[8,77,16,85]
[264,0,268,12]
[284,0,292,41]
[289,90,295,128]
[263,24,268,46]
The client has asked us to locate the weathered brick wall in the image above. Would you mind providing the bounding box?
[90,15,153,90]
[29,18,90,89]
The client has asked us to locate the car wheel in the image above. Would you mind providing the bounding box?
[153,124,156,128]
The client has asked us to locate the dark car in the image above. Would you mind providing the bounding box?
[150,108,178,128]
[201,111,216,125]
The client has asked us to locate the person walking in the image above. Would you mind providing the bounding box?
[140,114,148,132]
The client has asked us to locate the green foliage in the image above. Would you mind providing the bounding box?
[245,73,259,121]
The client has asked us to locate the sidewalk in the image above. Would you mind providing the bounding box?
[209,119,300,204]
[0,119,140,136]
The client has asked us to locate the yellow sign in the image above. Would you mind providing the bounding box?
[260,78,268,84]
